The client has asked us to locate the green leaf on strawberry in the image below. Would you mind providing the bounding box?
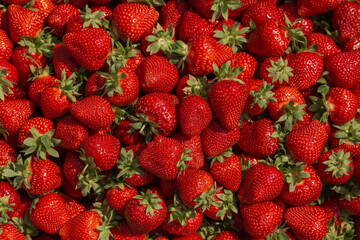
[211,0,243,22]
[213,22,249,53]
[0,68,14,101]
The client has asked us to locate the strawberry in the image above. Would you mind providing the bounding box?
[55,115,89,151]
[106,183,138,217]
[80,134,120,171]
[114,119,146,146]
[260,57,291,88]
[111,221,146,240]
[0,181,20,218]
[241,0,284,27]
[0,99,35,136]
[47,4,80,38]
[30,192,71,234]
[229,52,258,83]
[0,60,19,101]
[214,231,240,240]
[280,164,322,206]
[207,79,248,130]
[125,189,167,234]
[139,135,187,180]
[244,80,276,116]
[332,1,360,43]
[0,30,13,61]
[178,95,212,137]
[240,201,284,238]
[329,119,360,156]
[286,52,324,91]
[7,4,44,43]
[285,120,328,165]
[0,223,28,240]
[52,44,80,79]
[178,10,213,43]
[324,52,360,89]
[307,33,341,58]
[237,118,278,158]
[0,139,17,166]
[112,2,160,43]
[190,0,243,21]
[63,28,111,71]
[69,95,115,130]
[158,0,189,35]
[63,151,84,188]
[284,206,328,240]
[28,76,57,107]
[297,0,340,17]
[344,33,360,52]
[317,148,354,185]
[201,119,240,157]
[238,163,284,204]
[30,0,56,21]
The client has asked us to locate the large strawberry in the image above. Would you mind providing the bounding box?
[112,2,161,43]
[332,1,360,43]
[0,223,28,240]
[307,33,341,58]
[63,28,112,71]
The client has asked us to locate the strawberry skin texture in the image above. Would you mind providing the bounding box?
[111,221,146,240]
[297,0,340,17]
[40,84,73,119]
[240,201,284,238]
[285,120,328,165]
[0,223,28,240]
[63,151,85,187]
[237,118,278,158]
[230,52,258,83]
[178,10,213,43]
[173,233,203,240]
[307,33,341,58]
[284,206,328,240]
[106,185,138,217]
[201,119,240,157]
[214,231,240,240]
[80,134,121,171]
[47,4,80,38]
[0,139,17,166]
[238,163,284,204]
[0,99,35,136]
[63,28,111,71]
[158,0,190,35]
[69,96,115,130]
[28,76,58,107]
[52,44,80,79]
[112,3,159,43]
[241,0,284,27]
[247,19,289,57]
[0,30,13,61]
[0,181,20,216]
[340,195,360,215]
[8,4,44,44]
[18,117,55,145]
[332,1,360,43]
[327,87,358,125]
[208,80,248,130]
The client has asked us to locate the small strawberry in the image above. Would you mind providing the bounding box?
[114,119,146,146]
[244,80,276,116]
[260,57,292,88]
[28,75,58,107]
[190,0,243,22]
[214,231,240,240]
[297,0,340,17]
[229,52,257,83]
[106,182,138,217]
[0,181,20,219]
[158,0,189,35]
[329,119,360,156]
[0,30,13,61]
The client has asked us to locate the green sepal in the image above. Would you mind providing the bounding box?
[20,127,61,161]
[323,149,353,178]
[209,147,233,168]
[97,64,125,98]
[113,105,135,125]
[276,100,307,132]
[285,14,308,53]
[81,5,109,30]
[10,214,39,238]
[213,22,249,53]
[267,57,294,84]
[214,188,238,220]
[168,193,196,227]
[128,113,159,143]
[92,200,119,240]
[132,189,164,216]
[250,80,277,110]
[282,162,310,192]
[166,40,189,70]
[58,70,81,102]
[116,148,144,181]
[333,119,360,145]
[107,39,140,71]
[210,0,243,22]
[127,0,166,7]
[146,23,176,55]
[194,183,223,212]
[308,94,329,124]
[1,155,32,191]
[182,75,209,99]
[0,68,13,101]
[331,179,360,201]
[0,195,14,220]
[176,148,192,176]
[212,61,244,83]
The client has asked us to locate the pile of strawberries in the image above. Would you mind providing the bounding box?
[0,0,360,239]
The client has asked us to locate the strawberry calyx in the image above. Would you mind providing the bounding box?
[146,23,176,56]
[264,222,290,240]
[116,148,144,181]
[127,0,166,7]
[213,22,249,53]
[133,189,164,216]
[128,113,159,143]
[1,155,32,191]
[167,40,189,70]
[80,5,110,30]
[182,75,209,99]
[214,188,238,220]
[284,15,308,53]
[333,119,360,145]
[325,216,355,240]
[282,162,311,192]
[267,57,294,84]
[276,100,307,132]
[323,149,353,178]
[113,106,135,125]
[57,70,81,103]
[92,200,119,240]
[209,147,233,168]
[168,193,197,227]
[331,179,360,201]
[97,64,126,98]
[20,126,61,161]
[176,148,192,176]
[0,68,14,101]
[76,149,106,198]
[0,195,14,220]
[250,80,277,111]
[27,64,53,82]
[199,221,224,240]
[210,0,243,22]
[107,39,140,70]
[194,183,223,212]
[212,61,244,83]
[308,93,330,124]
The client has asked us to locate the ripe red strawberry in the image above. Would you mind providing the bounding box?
[279,2,313,37]
[30,192,71,234]
[0,60,19,101]
[69,96,115,130]
[0,181,20,218]
[47,4,80,38]
[63,28,111,71]
[329,119,360,156]
[238,163,284,204]
[178,10,213,43]
[307,33,341,58]
[317,148,354,185]
[280,164,322,206]
[244,79,276,116]
[285,120,328,165]
[208,80,248,130]
[55,115,89,151]
[106,183,138,217]
[344,33,360,52]
[114,119,146,146]
[324,52,360,89]
[31,0,56,21]
[297,0,340,17]
[0,30,13,61]
[0,140,17,166]
[0,223,28,240]
[63,150,84,188]
[111,221,146,240]
[0,99,35,136]
[112,2,160,43]
[80,134,120,171]
[178,95,212,137]
[338,183,360,216]
[125,190,167,234]
[284,206,328,240]
[52,44,80,79]
[287,52,324,91]
[176,168,214,208]
[7,4,44,43]
[237,118,278,158]
[28,75,58,106]
[214,231,240,240]
[240,201,284,238]
[209,152,242,191]
[230,52,258,83]
[201,119,240,157]
[158,0,189,35]
[241,0,284,27]
[332,1,360,43]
